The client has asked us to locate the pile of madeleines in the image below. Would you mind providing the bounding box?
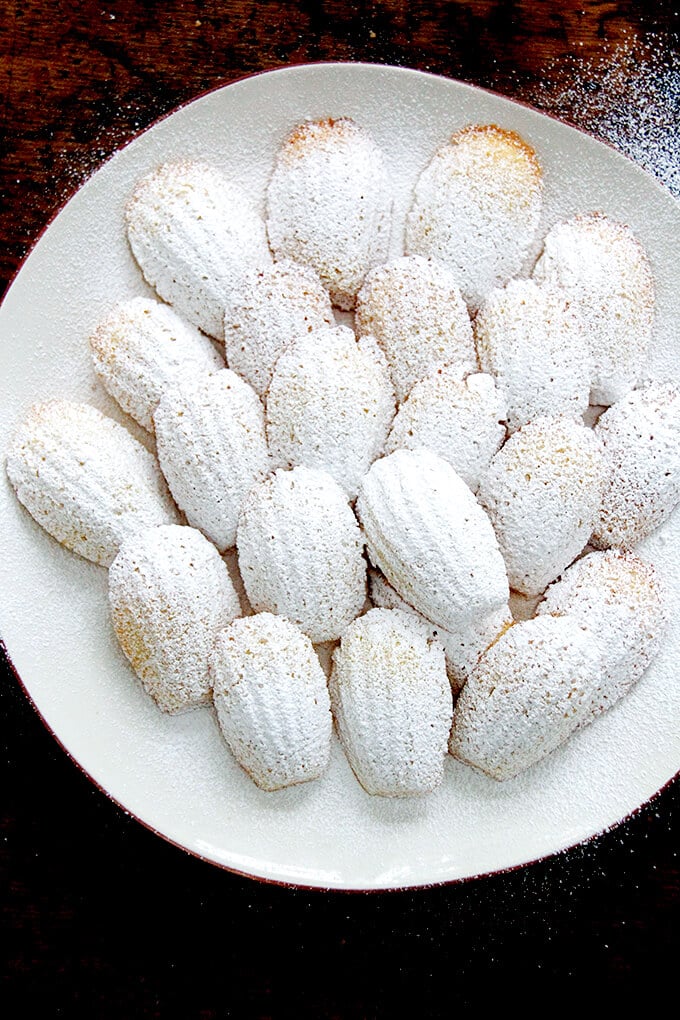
[6,118,680,796]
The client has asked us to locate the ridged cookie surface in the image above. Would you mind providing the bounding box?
[356,448,509,632]
[236,466,366,643]
[5,399,179,566]
[538,549,668,716]
[405,124,543,310]
[330,608,453,797]
[89,296,224,432]
[478,416,605,596]
[211,613,332,791]
[592,381,680,549]
[354,255,475,402]
[474,278,592,433]
[449,615,603,781]
[384,362,507,493]
[368,568,511,694]
[266,117,392,309]
[154,369,270,552]
[109,525,241,713]
[125,161,271,339]
[266,324,395,499]
[533,212,655,405]
[223,259,334,397]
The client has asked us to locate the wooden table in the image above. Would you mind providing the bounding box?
[2,1,679,1012]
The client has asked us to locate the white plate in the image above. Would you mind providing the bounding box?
[2,63,680,891]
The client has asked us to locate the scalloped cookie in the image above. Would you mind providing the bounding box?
[223,259,334,397]
[330,608,453,797]
[109,525,241,713]
[126,161,271,339]
[478,416,605,596]
[236,466,366,644]
[384,362,507,493]
[355,255,475,401]
[5,399,179,566]
[356,448,509,632]
[592,381,680,549]
[405,124,543,310]
[474,278,592,433]
[212,613,332,791]
[154,369,270,552]
[538,549,668,715]
[89,296,224,432]
[449,614,603,780]
[266,117,392,309]
[266,324,395,500]
[533,212,655,405]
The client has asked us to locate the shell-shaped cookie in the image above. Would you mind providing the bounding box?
[368,568,511,694]
[474,278,592,433]
[405,124,543,310]
[356,448,509,633]
[153,369,270,553]
[384,362,507,493]
[5,399,179,566]
[478,416,605,596]
[354,255,475,402]
[109,525,241,713]
[266,117,392,309]
[223,259,334,397]
[538,549,668,716]
[236,466,366,643]
[211,613,332,791]
[449,614,603,781]
[330,608,453,797]
[89,296,224,432]
[592,381,680,549]
[125,161,271,339]
[266,324,395,499]
[533,212,655,405]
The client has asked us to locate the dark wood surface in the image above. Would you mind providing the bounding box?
[2,1,679,1014]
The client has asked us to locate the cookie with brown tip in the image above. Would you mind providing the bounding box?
[109,525,241,713]
[126,161,271,339]
[5,399,179,566]
[355,255,475,402]
[266,117,392,309]
[449,615,602,781]
[406,124,543,310]
[89,296,223,432]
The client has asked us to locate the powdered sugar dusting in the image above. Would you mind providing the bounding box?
[405,124,543,310]
[450,614,606,781]
[265,324,395,500]
[211,613,332,792]
[329,607,452,797]
[108,524,241,714]
[524,30,680,198]
[355,255,475,402]
[266,117,393,309]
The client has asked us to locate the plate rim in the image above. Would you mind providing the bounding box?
[2,60,679,892]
